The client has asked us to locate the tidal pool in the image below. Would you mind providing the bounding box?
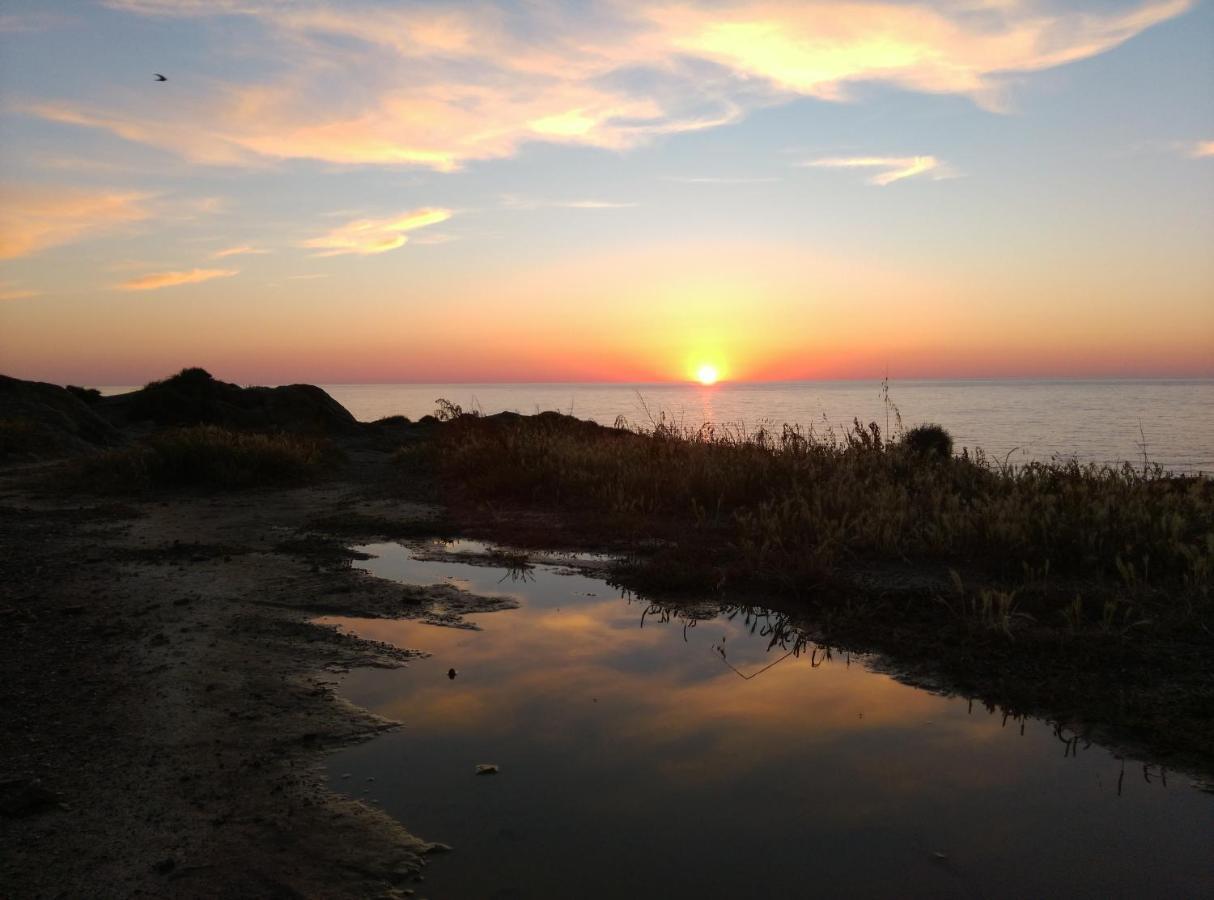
[323,541,1214,899]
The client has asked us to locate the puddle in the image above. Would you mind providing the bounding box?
[321,542,1214,898]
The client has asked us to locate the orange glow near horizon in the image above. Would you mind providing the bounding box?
[2,231,1212,385]
[1,2,1211,385]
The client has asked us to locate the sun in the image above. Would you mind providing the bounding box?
[696,364,719,386]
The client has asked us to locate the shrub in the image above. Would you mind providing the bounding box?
[902,423,953,459]
[66,385,102,405]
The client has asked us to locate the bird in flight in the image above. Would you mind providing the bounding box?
[153,73,167,81]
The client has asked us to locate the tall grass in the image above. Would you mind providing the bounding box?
[432,410,1213,632]
[79,425,340,491]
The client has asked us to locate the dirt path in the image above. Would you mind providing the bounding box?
[0,455,493,899]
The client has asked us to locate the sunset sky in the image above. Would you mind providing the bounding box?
[1,0,1211,384]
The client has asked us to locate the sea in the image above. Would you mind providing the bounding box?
[100,379,1214,474]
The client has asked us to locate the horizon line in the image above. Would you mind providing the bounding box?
[83,374,1214,389]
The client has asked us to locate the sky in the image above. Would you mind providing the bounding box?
[0,0,1211,385]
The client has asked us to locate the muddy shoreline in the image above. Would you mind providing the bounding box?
[0,449,501,898]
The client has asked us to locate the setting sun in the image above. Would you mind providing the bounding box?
[696,364,719,385]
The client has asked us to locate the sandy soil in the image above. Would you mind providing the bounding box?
[0,450,503,899]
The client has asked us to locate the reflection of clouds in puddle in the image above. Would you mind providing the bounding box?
[335,544,1186,794]
[318,543,1214,899]
[327,595,972,794]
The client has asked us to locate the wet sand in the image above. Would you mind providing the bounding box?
[0,449,492,898]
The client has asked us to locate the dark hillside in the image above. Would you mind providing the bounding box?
[98,368,360,435]
[0,375,122,459]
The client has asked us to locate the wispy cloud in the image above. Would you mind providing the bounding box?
[663,176,781,185]
[0,185,150,259]
[500,195,637,211]
[0,282,40,301]
[42,1,1191,170]
[116,268,238,291]
[1188,140,1214,158]
[802,155,945,186]
[408,232,458,246]
[302,208,452,256]
[211,244,270,259]
[0,11,75,33]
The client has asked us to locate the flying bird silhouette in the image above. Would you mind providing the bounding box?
[153,73,167,81]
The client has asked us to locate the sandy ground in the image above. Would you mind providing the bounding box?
[0,450,504,899]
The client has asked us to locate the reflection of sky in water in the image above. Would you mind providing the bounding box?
[322,542,1214,899]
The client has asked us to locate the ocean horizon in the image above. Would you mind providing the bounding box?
[98,377,1214,474]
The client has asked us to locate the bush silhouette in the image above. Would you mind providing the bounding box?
[903,423,953,459]
[66,385,102,405]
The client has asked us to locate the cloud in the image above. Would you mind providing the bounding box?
[802,155,944,185]
[0,11,75,33]
[0,185,150,259]
[116,268,238,291]
[663,176,781,184]
[0,282,40,301]
[41,1,1191,170]
[1189,140,1214,158]
[302,208,452,256]
[211,244,269,258]
[500,195,637,210]
[408,232,458,246]
[648,1,1192,110]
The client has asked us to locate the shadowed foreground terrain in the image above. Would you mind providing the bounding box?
[1,369,1211,897]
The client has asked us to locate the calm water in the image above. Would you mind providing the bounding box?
[98,380,1213,472]
[322,541,1214,899]
[319,380,1212,473]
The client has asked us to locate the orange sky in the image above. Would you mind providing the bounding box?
[1,1,1212,384]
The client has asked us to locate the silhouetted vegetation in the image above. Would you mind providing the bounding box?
[430,408,1213,639]
[902,422,953,459]
[65,385,102,405]
[100,367,360,434]
[78,424,341,491]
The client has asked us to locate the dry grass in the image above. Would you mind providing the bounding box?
[78,425,341,491]
[432,410,1213,634]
